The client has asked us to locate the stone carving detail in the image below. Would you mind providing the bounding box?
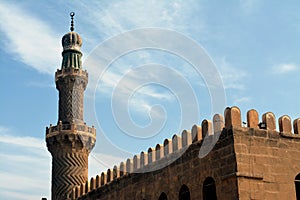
[52,152,88,200]
[56,74,87,124]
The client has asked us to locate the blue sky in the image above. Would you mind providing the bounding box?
[1,0,300,199]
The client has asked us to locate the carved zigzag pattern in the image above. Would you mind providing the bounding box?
[52,152,88,200]
[58,79,84,123]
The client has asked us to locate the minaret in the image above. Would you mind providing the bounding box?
[46,12,96,200]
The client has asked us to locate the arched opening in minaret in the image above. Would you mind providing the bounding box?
[203,177,217,200]
[179,184,190,200]
[296,173,300,200]
[158,192,168,200]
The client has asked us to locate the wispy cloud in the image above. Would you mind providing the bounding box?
[272,63,298,74]
[233,96,251,105]
[0,2,61,74]
[0,134,46,149]
[83,0,199,36]
[0,126,51,199]
[217,57,247,90]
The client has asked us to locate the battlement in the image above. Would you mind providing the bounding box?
[71,106,300,199]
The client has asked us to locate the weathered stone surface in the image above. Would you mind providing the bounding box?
[163,139,172,156]
[262,112,276,130]
[181,130,192,147]
[191,124,202,142]
[294,118,300,134]
[225,106,242,129]
[279,115,292,133]
[213,114,224,134]
[172,134,182,151]
[76,125,300,200]
[247,109,259,128]
[202,119,212,137]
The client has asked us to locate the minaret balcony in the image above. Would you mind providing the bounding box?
[46,121,96,136]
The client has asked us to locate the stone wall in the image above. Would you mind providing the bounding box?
[71,107,300,200]
[234,111,300,199]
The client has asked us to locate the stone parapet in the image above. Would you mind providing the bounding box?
[46,121,96,136]
[71,106,299,200]
[55,68,88,81]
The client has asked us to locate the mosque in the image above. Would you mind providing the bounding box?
[44,13,300,200]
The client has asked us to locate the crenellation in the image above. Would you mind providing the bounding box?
[107,169,113,183]
[90,177,95,190]
[201,119,212,137]
[213,114,224,134]
[191,124,202,142]
[181,130,192,147]
[224,106,242,129]
[95,175,100,188]
[133,155,140,171]
[163,139,172,156]
[80,183,85,196]
[172,134,182,152]
[140,152,148,167]
[75,186,80,199]
[120,162,126,176]
[278,115,292,133]
[262,112,276,131]
[155,144,164,160]
[148,148,156,163]
[294,118,300,134]
[85,180,89,194]
[247,109,259,128]
[101,172,107,185]
[113,165,120,179]
[126,158,133,173]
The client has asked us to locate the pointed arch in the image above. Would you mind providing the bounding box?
[179,184,190,200]
[158,192,168,200]
[203,177,217,200]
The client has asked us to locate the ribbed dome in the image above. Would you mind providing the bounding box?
[62,31,82,51]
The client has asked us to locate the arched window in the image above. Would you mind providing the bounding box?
[296,174,300,200]
[158,192,168,200]
[179,184,190,200]
[203,177,217,200]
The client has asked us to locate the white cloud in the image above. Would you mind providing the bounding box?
[272,63,298,74]
[0,2,61,74]
[0,128,51,199]
[218,57,247,90]
[0,134,46,149]
[86,0,194,35]
[233,96,251,105]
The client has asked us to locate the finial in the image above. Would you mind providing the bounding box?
[70,12,75,31]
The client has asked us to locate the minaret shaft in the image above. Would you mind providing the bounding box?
[56,70,87,124]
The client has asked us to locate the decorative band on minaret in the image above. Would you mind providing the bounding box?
[46,13,96,200]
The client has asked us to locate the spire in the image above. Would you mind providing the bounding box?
[70,12,75,32]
